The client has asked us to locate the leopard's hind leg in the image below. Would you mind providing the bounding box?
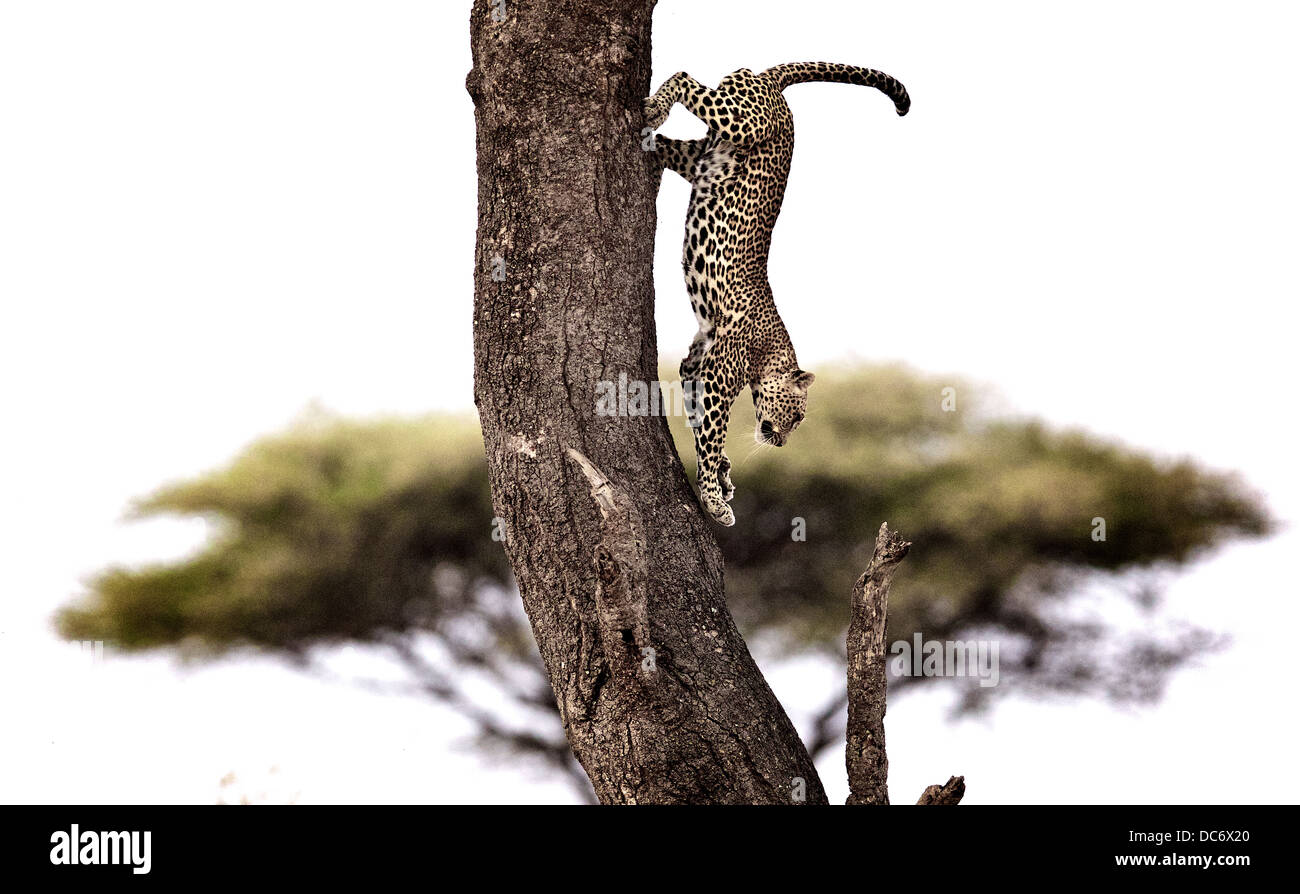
[644,72,716,130]
[646,69,782,146]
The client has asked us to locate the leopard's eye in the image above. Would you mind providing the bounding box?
[792,412,804,425]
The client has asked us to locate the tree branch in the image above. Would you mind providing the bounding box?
[917,776,967,806]
[846,522,910,804]
[846,523,965,805]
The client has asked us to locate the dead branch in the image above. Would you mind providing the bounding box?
[846,523,965,806]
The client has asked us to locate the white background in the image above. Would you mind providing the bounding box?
[1,0,1297,803]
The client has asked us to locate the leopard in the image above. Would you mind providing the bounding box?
[645,62,910,526]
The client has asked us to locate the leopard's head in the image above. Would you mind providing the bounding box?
[753,368,815,446]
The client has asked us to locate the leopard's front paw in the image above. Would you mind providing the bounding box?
[705,497,735,527]
[718,455,735,502]
[699,480,735,527]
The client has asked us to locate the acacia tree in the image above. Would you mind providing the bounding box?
[467,0,956,804]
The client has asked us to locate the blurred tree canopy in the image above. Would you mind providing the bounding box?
[57,365,1271,795]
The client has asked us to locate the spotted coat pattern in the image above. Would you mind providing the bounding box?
[646,62,910,525]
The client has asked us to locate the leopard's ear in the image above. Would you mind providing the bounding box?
[791,369,816,390]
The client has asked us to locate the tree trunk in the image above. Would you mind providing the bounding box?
[467,0,825,804]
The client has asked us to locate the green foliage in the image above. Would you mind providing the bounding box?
[57,365,1270,706]
[689,364,1270,657]
[59,413,508,652]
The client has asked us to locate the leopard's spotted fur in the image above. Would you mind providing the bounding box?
[646,62,910,525]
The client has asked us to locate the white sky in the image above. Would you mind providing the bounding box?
[1,0,1297,803]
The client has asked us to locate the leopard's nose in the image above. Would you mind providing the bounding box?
[760,420,775,439]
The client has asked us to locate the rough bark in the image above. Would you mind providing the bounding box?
[917,776,967,806]
[846,523,965,806]
[845,523,909,805]
[467,0,824,804]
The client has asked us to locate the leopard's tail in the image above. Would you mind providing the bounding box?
[764,62,910,116]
